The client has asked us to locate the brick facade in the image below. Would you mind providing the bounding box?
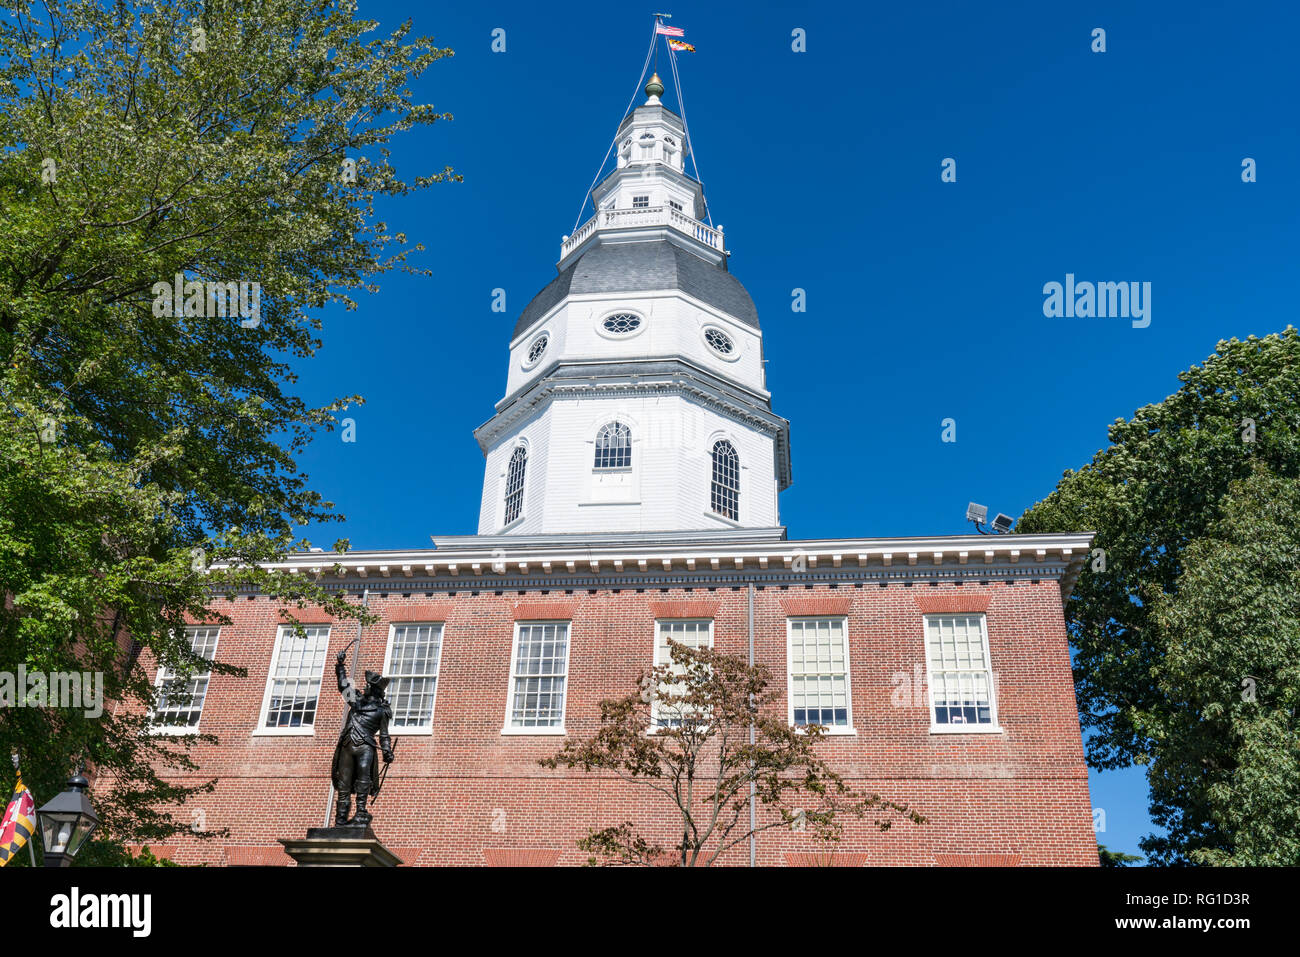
[135,573,1097,866]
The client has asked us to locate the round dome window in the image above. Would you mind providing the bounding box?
[602,313,642,336]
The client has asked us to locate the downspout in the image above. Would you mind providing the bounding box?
[324,587,369,827]
[748,582,756,867]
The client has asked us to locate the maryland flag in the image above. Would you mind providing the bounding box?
[0,770,36,866]
[668,39,695,53]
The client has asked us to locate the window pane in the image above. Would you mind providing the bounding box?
[264,625,330,729]
[926,615,994,726]
[155,626,220,729]
[387,624,444,728]
[790,618,849,727]
[510,623,569,727]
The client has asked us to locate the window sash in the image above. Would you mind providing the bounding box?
[710,441,739,520]
[263,625,331,729]
[925,615,996,727]
[788,617,851,728]
[593,422,632,470]
[652,619,713,727]
[508,622,570,728]
[385,623,444,729]
[504,446,527,525]
[154,626,220,730]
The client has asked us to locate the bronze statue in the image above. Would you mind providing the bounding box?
[331,650,393,827]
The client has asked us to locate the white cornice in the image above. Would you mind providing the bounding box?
[211,532,1095,603]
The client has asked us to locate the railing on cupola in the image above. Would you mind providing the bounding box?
[561,205,725,260]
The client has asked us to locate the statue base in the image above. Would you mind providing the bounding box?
[279,826,403,867]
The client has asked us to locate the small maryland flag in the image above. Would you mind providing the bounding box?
[0,770,36,866]
[668,39,695,53]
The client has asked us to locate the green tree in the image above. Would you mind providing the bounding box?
[541,638,924,866]
[1097,844,1143,867]
[0,0,456,858]
[1019,329,1300,864]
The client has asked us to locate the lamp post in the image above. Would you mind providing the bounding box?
[36,771,99,867]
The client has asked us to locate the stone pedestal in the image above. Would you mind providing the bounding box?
[279,826,403,867]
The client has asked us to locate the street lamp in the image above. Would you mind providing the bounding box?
[36,771,99,867]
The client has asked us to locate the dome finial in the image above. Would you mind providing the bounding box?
[644,72,664,102]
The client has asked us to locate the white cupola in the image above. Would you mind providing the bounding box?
[474,74,791,538]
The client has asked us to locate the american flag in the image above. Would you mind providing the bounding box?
[655,23,685,37]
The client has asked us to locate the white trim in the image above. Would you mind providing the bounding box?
[700,323,741,362]
[521,329,551,370]
[500,440,530,530]
[651,618,714,728]
[595,308,647,341]
[501,620,571,734]
[785,616,855,734]
[382,622,445,736]
[922,613,1003,734]
[254,623,331,736]
[150,626,220,736]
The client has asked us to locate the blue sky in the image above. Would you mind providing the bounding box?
[291,1,1300,860]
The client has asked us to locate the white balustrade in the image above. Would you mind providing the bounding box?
[560,206,725,259]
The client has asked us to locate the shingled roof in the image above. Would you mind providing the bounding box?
[513,239,759,339]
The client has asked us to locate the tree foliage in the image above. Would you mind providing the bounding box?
[0,0,456,854]
[541,638,924,866]
[1019,329,1300,864]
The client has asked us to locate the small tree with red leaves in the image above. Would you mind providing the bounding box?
[541,638,925,866]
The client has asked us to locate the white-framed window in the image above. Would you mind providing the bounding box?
[710,439,740,521]
[503,445,527,526]
[503,621,570,734]
[924,614,1000,732]
[256,624,331,734]
[668,199,683,211]
[151,626,220,734]
[593,421,632,470]
[652,619,713,728]
[632,194,650,208]
[787,617,853,732]
[383,623,444,733]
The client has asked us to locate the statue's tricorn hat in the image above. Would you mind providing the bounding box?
[363,670,389,694]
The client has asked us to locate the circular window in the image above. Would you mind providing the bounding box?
[602,313,642,335]
[703,327,735,356]
[525,334,549,367]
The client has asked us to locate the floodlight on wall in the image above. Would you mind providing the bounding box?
[991,513,1015,534]
[966,503,988,524]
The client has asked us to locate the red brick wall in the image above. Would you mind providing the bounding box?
[143,580,1097,866]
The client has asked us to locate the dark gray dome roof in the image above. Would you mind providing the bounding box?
[513,240,759,339]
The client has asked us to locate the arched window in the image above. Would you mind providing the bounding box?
[594,422,632,470]
[710,440,739,521]
[504,446,527,525]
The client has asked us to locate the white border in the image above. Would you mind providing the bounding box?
[700,324,741,362]
[150,626,220,736]
[499,439,529,531]
[520,329,551,370]
[922,613,1003,734]
[382,622,446,736]
[785,616,856,735]
[649,618,714,730]
[501,620,571,735]
[252,623,331,736]
[595,308,647,342]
